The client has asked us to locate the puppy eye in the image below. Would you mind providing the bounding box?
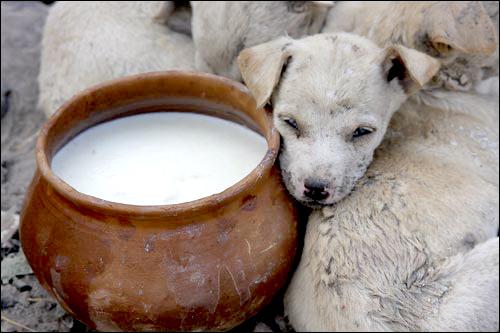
[352,127,374,138]
[284,117,298,130]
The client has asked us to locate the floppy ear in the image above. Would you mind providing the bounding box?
[381,45,441,96]
[237,37,293,109]
[428,1,497,55]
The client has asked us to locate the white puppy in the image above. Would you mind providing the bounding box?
[238,33,499,331]
[239,32,440,206]
[38,1,196,117]
[283,90,499,331]
[322,1,499,94]
[191,1,334,81]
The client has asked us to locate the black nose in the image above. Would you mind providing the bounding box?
[304,180,329,201]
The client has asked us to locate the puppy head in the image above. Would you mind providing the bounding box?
[238,33,439,206]
[336,1,498,91]
[192,1,334,81]
[410,1,498,91]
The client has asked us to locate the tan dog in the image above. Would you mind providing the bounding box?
[239,33,499,331]
[323,1,499,94]
[191,1,334,81]
[38,1,196,117]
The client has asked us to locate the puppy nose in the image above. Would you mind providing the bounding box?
[304,180,329,201]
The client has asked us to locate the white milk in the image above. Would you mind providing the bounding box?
[51,112,268,205]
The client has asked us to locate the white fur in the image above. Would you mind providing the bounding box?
[191,1,333,81]
[322,1,499,95]
[38,1,196,117]
[238,33,499,331]
[238,32,440,206]
[284,90,499,331]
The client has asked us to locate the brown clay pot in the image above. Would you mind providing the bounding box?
[20,71,298,331]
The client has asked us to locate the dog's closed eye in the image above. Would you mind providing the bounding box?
[284,117,298,130]
[352,127,374,139]
[280,116,301,137]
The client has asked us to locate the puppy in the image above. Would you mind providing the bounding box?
[238,33,499,331]
[191,1,334,81]
[38,1,196,117]
[283,90,499,331]
[238,32,440,206]
[322,1,499,94]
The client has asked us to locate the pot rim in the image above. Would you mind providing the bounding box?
[35,70,281,218]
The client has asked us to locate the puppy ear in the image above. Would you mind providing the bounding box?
[381,45,441,96]
[427,1,497,55]
[237,37,293,108]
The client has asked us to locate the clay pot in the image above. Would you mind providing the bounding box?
[20,71,298,331]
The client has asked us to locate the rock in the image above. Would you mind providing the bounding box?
[1,284,18,309]
[254,322,274,332]
[1,210,19,247]
[1,248,33,284]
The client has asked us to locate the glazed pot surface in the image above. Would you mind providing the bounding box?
[20,71,298,331]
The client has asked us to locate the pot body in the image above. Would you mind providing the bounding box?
[20,71,298,331]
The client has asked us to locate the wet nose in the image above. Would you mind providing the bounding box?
[304,180,330,201]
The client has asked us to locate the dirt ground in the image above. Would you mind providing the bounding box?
[1,2,295,332]
[1,2,72,331]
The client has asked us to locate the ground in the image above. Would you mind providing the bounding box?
[0,2,294,332]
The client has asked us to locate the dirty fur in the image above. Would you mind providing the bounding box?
[37,1,196,117]
[238,32,499,331]
[238,32,440,206]
[322,1,499,94]
[191,1,333,81]
[284,91,499,331]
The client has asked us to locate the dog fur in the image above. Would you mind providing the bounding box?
[37,1,196,117]
[238,33,499,331]
[238,32,440,206]
[322,1,499,94]
[283,90,499,331]
[191,1,334,81]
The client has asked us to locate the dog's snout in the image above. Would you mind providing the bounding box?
[304,180,330,201]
